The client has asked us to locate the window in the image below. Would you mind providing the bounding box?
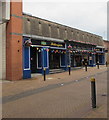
[83,34,84,40]
[57,27,60,38]
[39,21,42,34]
[71,31,73,38]
[65,29,67,39]
[60,54,66,67]
[77,32,79,40]
[37,52,42,68]
[49,24,51,37]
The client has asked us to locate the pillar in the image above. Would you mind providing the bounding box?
[0,23,6,80]
[23,37,31,79]
[89,53,96,67]
[42,47,49,74]
[6,1,23,80]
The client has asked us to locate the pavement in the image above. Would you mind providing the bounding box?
[1,65,108,118]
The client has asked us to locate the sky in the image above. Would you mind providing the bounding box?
[23,0,108,40]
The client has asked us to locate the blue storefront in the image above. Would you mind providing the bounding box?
[67,40,97,67]
[23,36,68,79]
[23,37,105,79]
[70,51,96,67]
[88,53,96,67]
[95,47,105,65]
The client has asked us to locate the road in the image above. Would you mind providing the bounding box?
[2,66,107,118]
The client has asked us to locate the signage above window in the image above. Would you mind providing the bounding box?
[41,41,47,45]
[50,42,63,47]
[31,39,65,48]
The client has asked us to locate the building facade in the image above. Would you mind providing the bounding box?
[1,1,105,80]
[22,13,105,79]
[0,1,10,80]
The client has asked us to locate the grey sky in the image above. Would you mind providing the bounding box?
[23,0,107,40]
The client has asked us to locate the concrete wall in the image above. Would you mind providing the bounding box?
[0,1,2,23]
[23,14,104,47]
[0,24,2,80]
[0,23,6,80]
[2,1,10,21]
[0,2,6,80]
[103,40,109,64]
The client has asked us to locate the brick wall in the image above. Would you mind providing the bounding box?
[6,1,23,80]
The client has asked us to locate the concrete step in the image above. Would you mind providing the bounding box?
[49,69,66,74]
[71,67,83,70]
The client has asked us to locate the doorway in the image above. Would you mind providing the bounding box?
[75,55,82,67]
[30,47,38,73]
[49,51,60,69]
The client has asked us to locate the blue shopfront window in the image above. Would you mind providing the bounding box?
[99,54,105,64]
[43,50,48,68]
[61,54,66,67]
[24,47,30,69]
[38,52,42,68]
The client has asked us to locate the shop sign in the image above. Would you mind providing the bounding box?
[32,39,65,48]
[96,49,100,51]
[41,41,47,45]
[50,42,63,47]
[89,57,92,60]
[104,50,108,53]
[96,48,102,52]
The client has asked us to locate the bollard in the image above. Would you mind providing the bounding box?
[91,77,96,108]
[85,63,87,71]
[43,68,46,81]
[97,62,99,69]
[68,65,71,75]
[106,61,108,67]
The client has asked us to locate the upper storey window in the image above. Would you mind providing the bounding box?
[57,27,60,38]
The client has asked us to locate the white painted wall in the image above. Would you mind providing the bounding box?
[0,25,2,80]
[0,1,7,80]
[2,23,6,80]
[0,2,2,119]
[0,1,3,80]
[0,1,10,22]
[0,23,6,80]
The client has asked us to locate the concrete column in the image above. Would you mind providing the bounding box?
[0,23,6,80]
[0,1,6,80]
[0,1,2,23]
[102,54,105,65]
[0,1,2,80]
[0,24,2,80]
[42,47,49,74]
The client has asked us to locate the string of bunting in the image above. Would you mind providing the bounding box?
[35,47,97,54]
[72,50,97,54]
[35,47,66,53]
[50,50,66,54]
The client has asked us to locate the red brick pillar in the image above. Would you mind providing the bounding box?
[6,1,23,80]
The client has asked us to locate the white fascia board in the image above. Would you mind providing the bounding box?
[96,46,105,48]
[23,34,64,43]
